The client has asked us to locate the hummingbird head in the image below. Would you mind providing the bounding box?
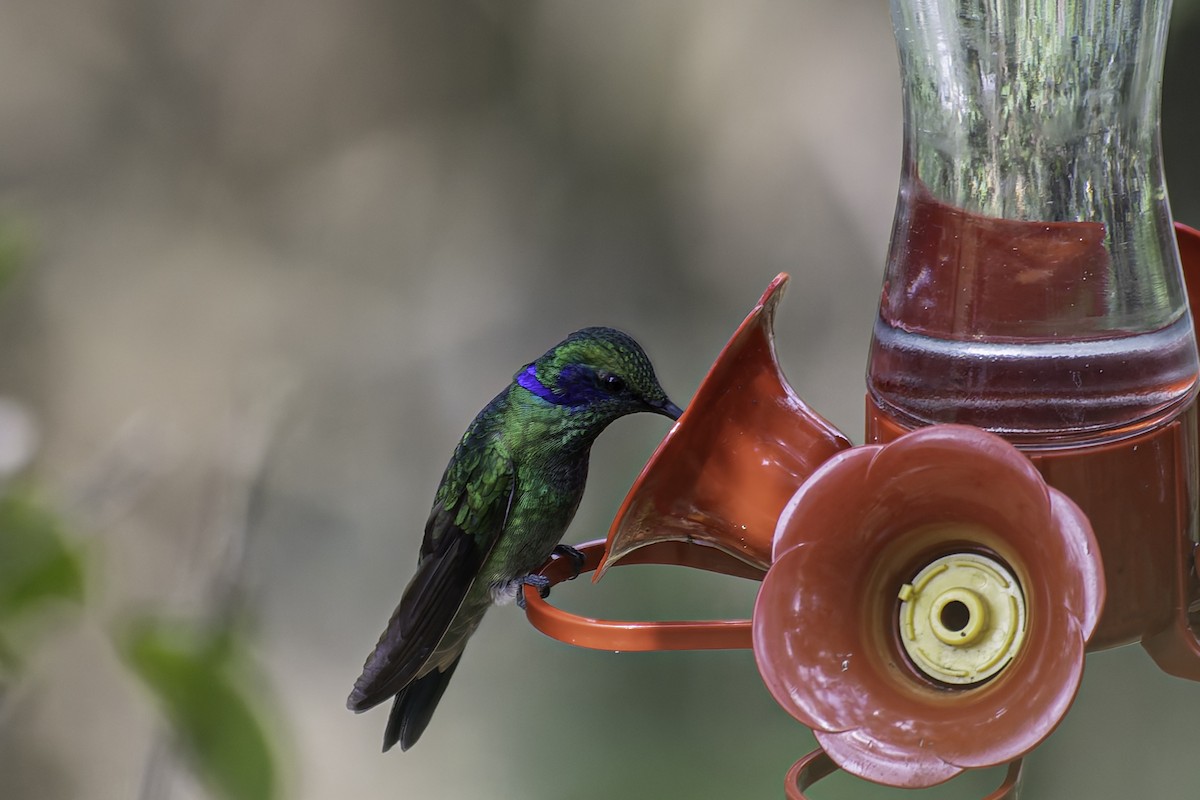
[517,327,683,424]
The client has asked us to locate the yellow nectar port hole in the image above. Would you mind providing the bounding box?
[897,551,1027,686]
[940,600,970,632]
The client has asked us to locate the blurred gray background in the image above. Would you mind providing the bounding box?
[2,1,1200,798]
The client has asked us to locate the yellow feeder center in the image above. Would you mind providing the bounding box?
[897,552,1026,685]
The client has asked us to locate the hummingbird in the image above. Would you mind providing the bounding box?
[347,327,682,752]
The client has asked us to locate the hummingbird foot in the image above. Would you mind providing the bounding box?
[552,544,587,580]
[514,573,552,610]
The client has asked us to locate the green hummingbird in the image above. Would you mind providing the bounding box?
[347,327,682,752]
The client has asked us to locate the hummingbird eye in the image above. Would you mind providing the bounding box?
[599,372,626,394]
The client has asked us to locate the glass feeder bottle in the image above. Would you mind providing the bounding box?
[867,0,1199,445]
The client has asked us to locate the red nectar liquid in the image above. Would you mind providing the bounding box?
[867,184,1199,445]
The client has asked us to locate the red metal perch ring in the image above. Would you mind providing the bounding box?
[521,538,764,651]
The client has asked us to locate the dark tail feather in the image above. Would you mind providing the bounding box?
[382,656,462,752]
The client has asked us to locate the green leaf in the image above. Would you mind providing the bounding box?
[122,620,279,800]
[0,489,85,625]
[0,220,30,292]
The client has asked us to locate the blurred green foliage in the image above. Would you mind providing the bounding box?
[0,482,280,800]
[0,221,29,294]
[0,236,281,799]
[0,445,278,800]
[0,488,85,670]
[122,620,279,800]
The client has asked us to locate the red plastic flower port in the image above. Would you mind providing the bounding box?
[753,424,1105,788]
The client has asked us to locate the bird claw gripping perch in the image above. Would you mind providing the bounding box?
[552,544,587,580]
[515,574,552,610]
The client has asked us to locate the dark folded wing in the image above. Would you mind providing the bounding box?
[347,438,514,712]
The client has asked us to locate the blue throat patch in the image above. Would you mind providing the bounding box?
[517,364,602,408]
[517,365,567,405]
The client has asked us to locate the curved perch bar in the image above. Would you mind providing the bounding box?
[521,539,762,652]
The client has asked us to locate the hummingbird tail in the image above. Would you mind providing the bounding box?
[382,656,462,752]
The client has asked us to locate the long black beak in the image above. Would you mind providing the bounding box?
[656,399,684,421]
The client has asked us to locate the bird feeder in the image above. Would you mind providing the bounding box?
[522,0,1200,795]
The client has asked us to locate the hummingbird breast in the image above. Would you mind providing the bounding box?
[486,456,588,589]
[421,462,586,674]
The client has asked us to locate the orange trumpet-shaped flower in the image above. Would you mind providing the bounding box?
[598,273,851,580]
[753,424,1105,788]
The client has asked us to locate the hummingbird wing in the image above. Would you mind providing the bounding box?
[347,428,515,714]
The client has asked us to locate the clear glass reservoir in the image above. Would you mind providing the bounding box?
[867,0,1199,443]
